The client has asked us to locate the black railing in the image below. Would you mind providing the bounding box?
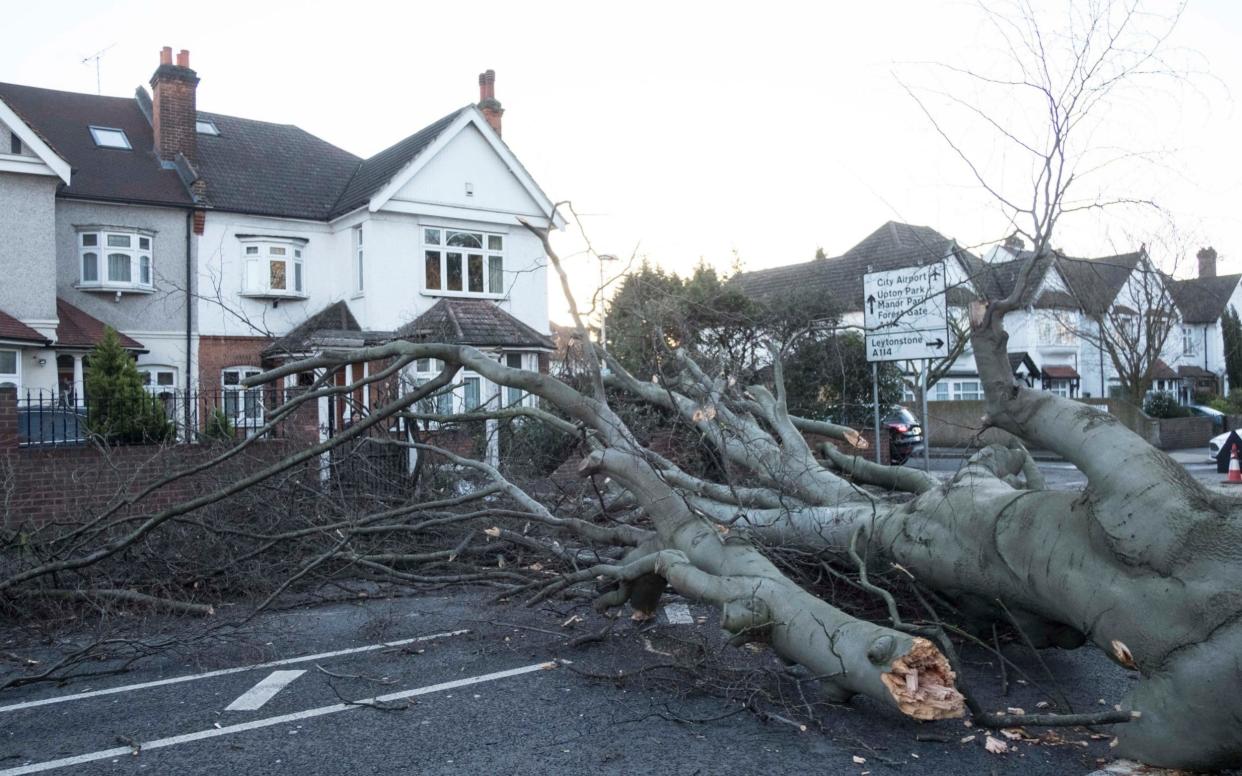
[15,388,292,447]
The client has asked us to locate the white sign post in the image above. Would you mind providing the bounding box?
[863,262,949,467]
[863,262,949,362]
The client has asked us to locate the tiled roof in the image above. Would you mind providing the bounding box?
[1152,358,1178,380]
[0,309,49,345]
[260,301,392,359]
[330,108,466,218]
[1056,253,1143,315]
[55,298,144,351]
[1042,364,1080,379]
[396,299,554,350]
[194,111,361,220]
[0,82,193,207]
[1178,364,1215,379]
[733,222,961,311]
[1007,351,1039,377]
[1169,274,1241,324]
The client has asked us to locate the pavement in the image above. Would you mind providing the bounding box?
[0,589,1146,776]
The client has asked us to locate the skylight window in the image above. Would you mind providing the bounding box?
[89,126,131,149]
[195,119,219,136]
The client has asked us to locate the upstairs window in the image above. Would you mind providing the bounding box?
[240,238,306,298]
[9,134,20,155]
[78,229,154,291]
[89,126,131,149]
[195,119,220,136]
[423,228,505,296]
[1183,326,1196,355]
[354,227,365,294]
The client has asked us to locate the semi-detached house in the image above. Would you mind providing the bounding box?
[0,47,561,434]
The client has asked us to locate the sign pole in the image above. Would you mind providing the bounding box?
[872,361,882,464]
[922,359,931,472]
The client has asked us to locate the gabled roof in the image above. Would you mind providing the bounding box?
[396,299,554,350]
[330,108,466,218]
[260,301,391,358]
[1055,252,1144,315]
[1152,358,1179,380]
[733,222,959,311]
[0,82,192,207]
[1169,274,1242,324]
[1008,351,1040,378]
[194,110,361,220]
[55,298,145,351]
[0,309,50,346]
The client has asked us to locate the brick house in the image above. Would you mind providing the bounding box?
[0,47,560,440]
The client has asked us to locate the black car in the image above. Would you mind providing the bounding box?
[883,407,924,465]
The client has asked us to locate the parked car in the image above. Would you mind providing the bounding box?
[1186,404,1226,433]
[17,406,88,445]
[1209,430,1236,463]
[884,407,924,465]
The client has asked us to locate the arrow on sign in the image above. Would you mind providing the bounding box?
[925,338,945,349]
[867,294,876,315]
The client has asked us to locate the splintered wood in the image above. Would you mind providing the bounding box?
[880,637,966,720]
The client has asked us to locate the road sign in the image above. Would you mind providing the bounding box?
[863,262,949,362]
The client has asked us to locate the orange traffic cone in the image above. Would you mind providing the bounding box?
[1226,449,1242,485]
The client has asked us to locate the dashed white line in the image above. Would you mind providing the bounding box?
[223,670,305,711]
[0,629,470,714]
[0,661,557,776]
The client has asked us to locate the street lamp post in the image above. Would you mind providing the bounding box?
[598,254,619,350]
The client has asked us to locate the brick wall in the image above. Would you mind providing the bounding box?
[1156,416,1213,450]
[198,336,273,391]
[0,387,317,527]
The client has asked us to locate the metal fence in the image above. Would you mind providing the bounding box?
[15,388,292,447]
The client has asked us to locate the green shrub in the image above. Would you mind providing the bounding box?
[201,408,236,443]
[84,328,175,444]
[1143,391,1188,419]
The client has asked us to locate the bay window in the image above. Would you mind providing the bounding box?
[240,238,306,298]
[423,228,505,296]
[78,229,154,291]
[412,358,455,416]
[503,352,529,407]
[952,380,982,400]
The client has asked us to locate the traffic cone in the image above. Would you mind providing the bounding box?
[1225,449,1242,485]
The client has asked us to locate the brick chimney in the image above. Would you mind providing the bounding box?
[150,46,199,163]
[1198,246,1218,279]
[478,70,503,137]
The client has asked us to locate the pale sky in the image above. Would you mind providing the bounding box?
[4,1,1239,322]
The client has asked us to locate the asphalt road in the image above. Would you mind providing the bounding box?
[0,588,1139,776]
[1,452,1222,775]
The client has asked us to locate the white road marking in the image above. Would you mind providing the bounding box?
[0,661,557,776]
[223,670,305,711]
[663,603,694,625]
[0,629,470,714]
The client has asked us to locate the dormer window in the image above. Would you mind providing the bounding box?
[89,126,131,150]
[195,119,219,136]
[240,237,307,300]
[77,229,154,293]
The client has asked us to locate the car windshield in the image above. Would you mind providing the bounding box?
[885,408,918,425]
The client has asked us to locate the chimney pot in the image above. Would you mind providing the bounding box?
[160,46,172,66]
[176,49,190,68]
[1198,246,1218,279]
[477,69,503,137]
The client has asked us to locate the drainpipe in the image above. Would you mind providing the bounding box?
[185,209,193,434]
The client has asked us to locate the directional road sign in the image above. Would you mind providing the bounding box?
[863,262,949,362]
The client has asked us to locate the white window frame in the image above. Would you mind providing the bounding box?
[0,348,19,390]
[77,229,155,292]
[139,365,177,397]
[1182,325,1196,356]
[88,126,131,149]
[502,352,533,407]
[422,227,506,298]
[952,380,982,401]
[930,382,949,402]
[239,237,307,298]
[221,366,264,427]
[195,119,219,136]
[354,226,365,295]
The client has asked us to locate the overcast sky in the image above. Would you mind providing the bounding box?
[4,1,1239,320]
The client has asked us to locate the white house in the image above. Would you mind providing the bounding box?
[0,47,562,441]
